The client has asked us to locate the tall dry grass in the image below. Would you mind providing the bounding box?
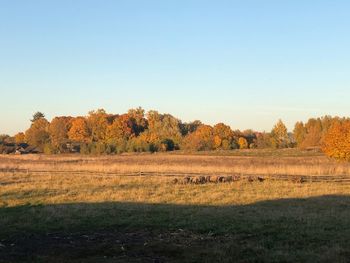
[0,151,350,176]
[1,171,350,208]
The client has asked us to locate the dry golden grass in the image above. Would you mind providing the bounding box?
[1,170,350,208]
[2,151,350,262]
[1,150,350,176]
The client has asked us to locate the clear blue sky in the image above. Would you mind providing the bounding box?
[1,0,349,135]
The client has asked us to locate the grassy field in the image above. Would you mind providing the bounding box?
[1,148,350,176]
[1,150,350,262]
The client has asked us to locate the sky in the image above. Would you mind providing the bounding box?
[1,0,350,135]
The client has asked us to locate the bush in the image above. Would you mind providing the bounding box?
[127,137,152,152]
[90,142,107,155]
[79,143,90,154]
[159,139,175,152]
[43,143,57,154]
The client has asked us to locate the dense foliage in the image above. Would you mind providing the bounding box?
[1,109,350,160]
[322,120,350,161]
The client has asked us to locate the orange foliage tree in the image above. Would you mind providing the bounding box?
[293,116,341,149]
[107,114,135,141]
[49,116,72,150]
[182,125,214,151]
[322,120,350,161]
[68,117,91,143]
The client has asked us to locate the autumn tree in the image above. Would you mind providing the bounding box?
[293,122,306,147]
[68,117,91,143]
[49,116,72,152]
[254,132,272,149]
[144,111,182,151]
[127,107,148,135]
[107,114,134,140]
[105,114,135,153]
[179,120,202,136]
[323,120,350,161]
[213,123,235,150]
[25,117,50,151]
[293,116,343,149]
[14,132,26,144]
[238,137,248,149]
[182,125,214,151]
[270,119,289,148]
[0,134,12,145]
[87,109,109,142]
[242,129,257,148]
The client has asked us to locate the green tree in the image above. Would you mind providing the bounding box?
[31,112,45,122]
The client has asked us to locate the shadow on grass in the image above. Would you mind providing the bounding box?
[1,195,350,262]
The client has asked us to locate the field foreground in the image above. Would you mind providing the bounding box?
[1,153,350,262]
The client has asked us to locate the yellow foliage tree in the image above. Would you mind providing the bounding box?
[25,118,50,150]
[213,123,234,150]
[14,132,25,144]
[238,137,248,149]
[271,119,289,148]
[87,109,109,142]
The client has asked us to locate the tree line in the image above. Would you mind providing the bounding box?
[0,108,349,160]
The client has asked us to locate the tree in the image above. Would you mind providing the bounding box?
[31,112,45,122]
[182,125,214,151]
[242,129,257,147]
[293,116,343,149]
[271,119,289,148]
[49,116,72,151]
[127,107,148,135]
[0,134,10,144]
[25,118,50,151]
[238,137,248,149]
[87,109,109,142]
[14,132,26,144]
[293,122,306,148]
[68,117,91,143]
[213,123,235,150]
[254,132,272,149]
[146,111,182,150]
[179,120,202,136]
[107,114,134,141]
[323,120,350,161]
